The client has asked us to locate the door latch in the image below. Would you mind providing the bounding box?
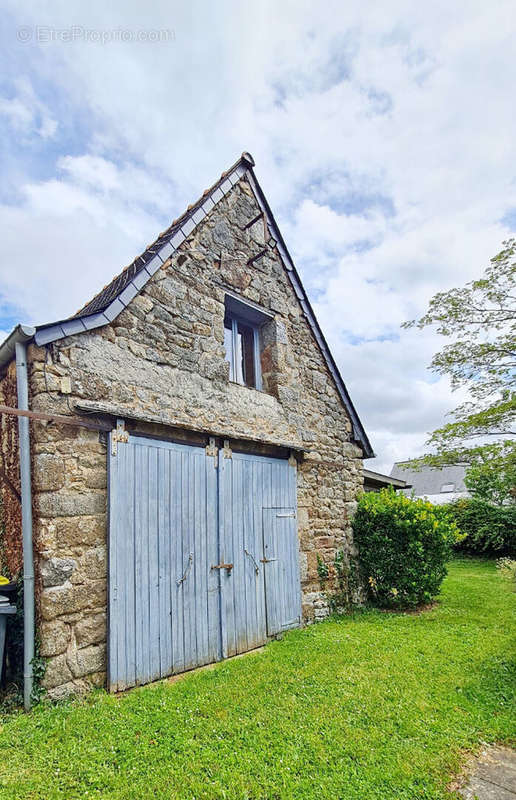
[211,562,234,573]
[260,557,277,563]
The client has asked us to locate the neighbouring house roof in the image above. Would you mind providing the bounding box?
[0,152,374,458]
[390,462,469,501]
[363,468,410,492]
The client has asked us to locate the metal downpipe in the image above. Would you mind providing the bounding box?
[15,340,34,710]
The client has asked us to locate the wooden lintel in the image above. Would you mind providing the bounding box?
[0,404,111,432]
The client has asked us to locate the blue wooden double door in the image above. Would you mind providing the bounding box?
[108,434,301,691]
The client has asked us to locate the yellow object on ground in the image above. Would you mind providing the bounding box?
[0,575,9,585]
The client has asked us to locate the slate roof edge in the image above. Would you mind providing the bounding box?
[33,152,254,345]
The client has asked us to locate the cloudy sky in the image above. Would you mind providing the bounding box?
[1,1,514,471]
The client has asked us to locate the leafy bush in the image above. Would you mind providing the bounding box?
[353,489,461,609]
[447,498,516,555]
[497,557,516,588]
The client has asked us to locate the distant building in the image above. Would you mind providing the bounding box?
[390,462,470,505]
[363,468,410,493]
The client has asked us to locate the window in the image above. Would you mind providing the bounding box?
[223,293,273,390]
[440,482,455,493]
[224,312,261,389]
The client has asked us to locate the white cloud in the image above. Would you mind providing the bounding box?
[0,77,57,139]
[0,0,515,469]
[0,158,171,323]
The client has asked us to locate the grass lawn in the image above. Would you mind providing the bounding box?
[0,558,514,799]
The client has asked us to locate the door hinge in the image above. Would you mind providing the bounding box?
[206,436,218,460]
[111,419,129,456]
[223,439,232,459]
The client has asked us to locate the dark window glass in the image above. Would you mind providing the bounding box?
[224,312,258,389]
[237,321,255,388]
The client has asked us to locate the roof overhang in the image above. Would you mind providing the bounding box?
[363,468,410,490]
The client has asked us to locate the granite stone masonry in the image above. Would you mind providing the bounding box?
[0,162,369,698]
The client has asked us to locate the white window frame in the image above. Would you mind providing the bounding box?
[225,313,262,390]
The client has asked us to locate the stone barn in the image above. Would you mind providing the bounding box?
[0,153,373,701]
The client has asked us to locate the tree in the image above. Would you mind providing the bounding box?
[403,238,516,505]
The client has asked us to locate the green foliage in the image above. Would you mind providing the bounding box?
[0,561,514,799]
[402,239,516,492]
[497,557,516,587]
[447,497,516,555]
[316,553,329,587]
[326,549,360,612]
[464,443,516,505]
[353,489,462,608]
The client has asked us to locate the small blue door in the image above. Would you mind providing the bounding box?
[108,435,300,691]
[262,508,301,635]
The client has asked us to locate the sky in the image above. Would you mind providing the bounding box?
[0,0,515,472]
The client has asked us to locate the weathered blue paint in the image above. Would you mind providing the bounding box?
[108,435,301,691]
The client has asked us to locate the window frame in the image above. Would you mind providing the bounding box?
[224,312,262,390]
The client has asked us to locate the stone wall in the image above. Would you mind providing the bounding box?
[27,174,364,697]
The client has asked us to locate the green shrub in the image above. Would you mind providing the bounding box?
[497,557,516,588]
[353,489,461,609]
[447,498,516,555]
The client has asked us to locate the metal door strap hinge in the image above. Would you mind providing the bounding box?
[244,548,260,574]
[276,512,296,518]
[223,439,232,459]
[111,419,129,456]
[206,436,218,459]
[177,553,193,586]
[260,557,277,563]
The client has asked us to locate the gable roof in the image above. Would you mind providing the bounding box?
[390,463,468,495]
[11,152,374,458]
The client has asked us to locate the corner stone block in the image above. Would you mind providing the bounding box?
[40,580,106,620]
[299,551,308,582]
[39,620,71,657]
[33,453,65,491]
[36,490,106,518]
[75,547,107,582]
[67,643,106,678]
[56,514,107,547]
[40,556,77,588]
[41,654,73,689]
[75,611,107,648]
